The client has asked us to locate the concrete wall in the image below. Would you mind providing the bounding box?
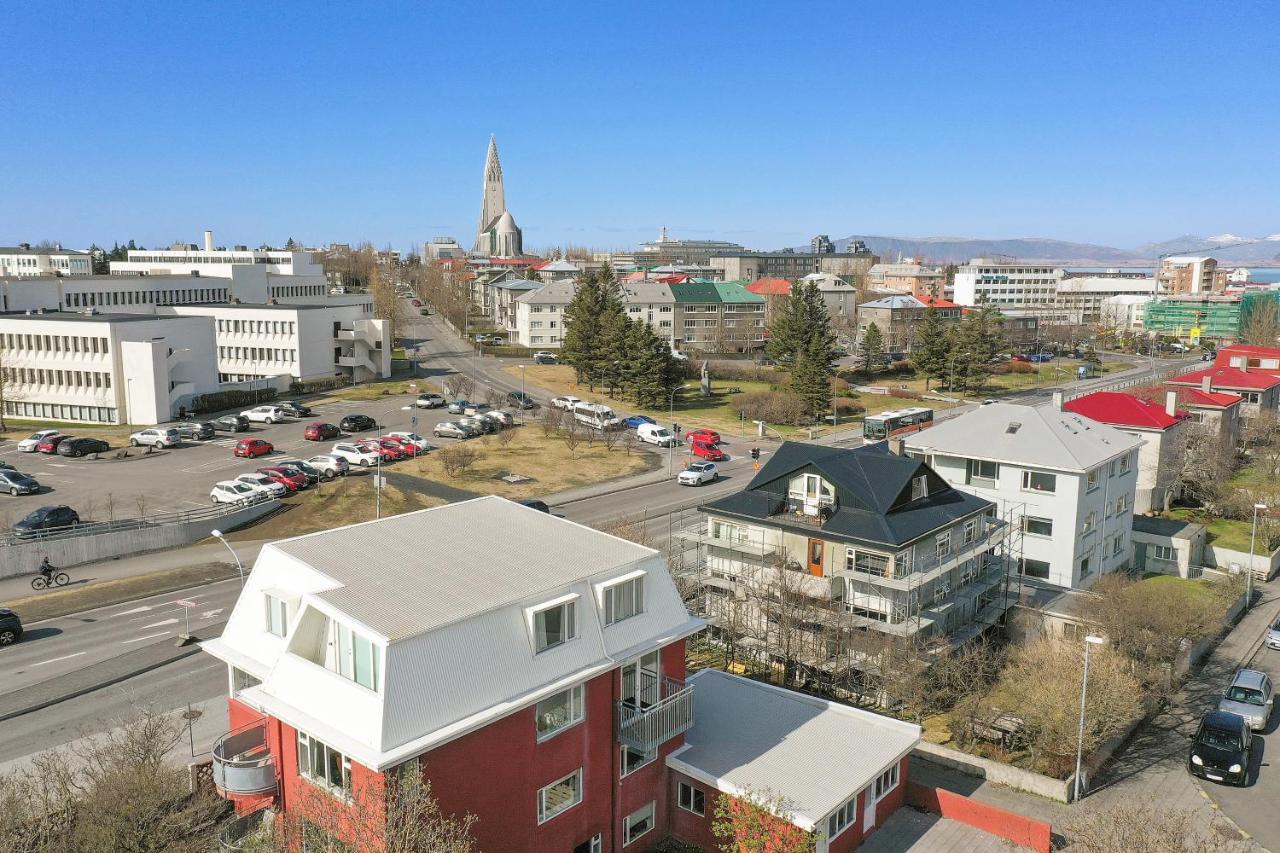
[912,742,1073,802]
[905,781,1052,853]
[1208,543,1280,580]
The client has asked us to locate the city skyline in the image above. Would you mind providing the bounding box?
[4,1,1279,253]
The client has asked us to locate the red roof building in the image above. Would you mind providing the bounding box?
[1063,391,1187,431]
[1215,344,1280,374]
[1130,382,1243,452]
[745,278,791,296]
[915,295,961,310]
[1168,365,1280,393]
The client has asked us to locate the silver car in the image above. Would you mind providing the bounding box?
[1267,617,1280,651]
[433,421,468,439]
[1218,669,1274,731]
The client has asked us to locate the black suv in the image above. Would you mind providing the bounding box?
[213,414,251,432]
[176,420,216,441]
[13,505,81,538]
[58,437,110,457]
[507,391,537,410]
[1188,710,1252,786]
[340,414,378,433]
[0,608,22,646]
[278,400,314,418]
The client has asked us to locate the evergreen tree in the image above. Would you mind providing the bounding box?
[912,307,952,390]
[598,310,632,395]
[284,237,301,250]
[560,270,604,386]
[950,302,1004,393]
[857,322,886,375]
[792,332,834,417]
[766,280,839,368]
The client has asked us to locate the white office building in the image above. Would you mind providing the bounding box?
[110,230,324,280]
[951,258,1065,316]
[1052,276,1162,326]
[0,244,92,277]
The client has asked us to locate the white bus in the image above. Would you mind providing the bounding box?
[862,407,934,444]
[573,402,622,431]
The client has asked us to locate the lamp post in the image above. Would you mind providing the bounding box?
[667,385,680,475]
[210,529,244,586]
[1074,634,1106,802]
[1249,503,1267,610]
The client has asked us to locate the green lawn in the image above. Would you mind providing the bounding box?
[1166,507,1259,553]
[312,377,441,403]
[846,360,1137,400]
[1136,574,1232,608]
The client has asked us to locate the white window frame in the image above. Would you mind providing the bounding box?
[536,769,582,824]
[620,744,656,777]
[325,618,381,692]
[678,781,705,816]
[1023,515,1053,537]
[1021,470,1056,493]
[601,571,645,627]
[528,594,578,654]
[936,531,952,559]
[535,684,586,742]
[1119,451,1132,473]
[827,791,859,839]
[1152,544,1176,562]
[264,592,288,637]
[623,800,656,846]
[873,763,900,800]
[297,730,352,799]
[912,475,928,500]
[1087,467,1100,491]
[963,518,979,545]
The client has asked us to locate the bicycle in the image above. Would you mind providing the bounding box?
[31,571,70,591]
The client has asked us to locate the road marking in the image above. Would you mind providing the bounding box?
[199,608,224,619]
[122,631,171,644]
[46,463,69,468]
[112,606,152,617]
[140,618,181,629]
[181,500,207,509]
[31,652,87,667]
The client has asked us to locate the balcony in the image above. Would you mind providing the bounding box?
[212,719,276,797]
[337,349,377,374]
[617,676,694,753]
[772,496,837,527]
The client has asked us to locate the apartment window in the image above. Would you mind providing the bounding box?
[624,801,655,846]
[966,459,999,487]
[1019,557,1051,579]
[297,731,351,797]
[1080,552,1093,577]
[847,549,890,577]
[264,592,288,637]
[827,791,859,839]
[874,763,900,800]
[621,745,655,776]
[534,600,576,652]
[1115,494,1128,515]
[326,620,381,691]
[535,684,585,741]
[1087,467,1101,490]
[1082,511,1097,535]
[1152,544,1176,562]
[601,574,646,626]
[936,531,952,559]
[536,769,582,824]
[911,475,928,501]
[1023,516,1053,537]
[678,782,705,816]
[1021,470,1056,493]
[1113,534,1125,556]
[1119,452,1132,473]
[963,518,979,545]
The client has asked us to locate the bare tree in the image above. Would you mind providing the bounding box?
[601,424,623,451]
[1244,409,1280,476]
[561,419,581,457]
[104,493,117,522]
[0,349,25,432]
[367,253,405,343]
[436,444,480,478]
[495,424,515,449]
[1242,297,1280,347]
[1066,798,1253,853]
[582,423,598,447]
[539,405,563,437]
[620,430,638,455]
[134,494,149,519]
[450,374,475,401]
[596,513,651,546]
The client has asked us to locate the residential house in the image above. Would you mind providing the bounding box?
[809,273,860,327]
[867,261,946,300]
[671,281,766,354]
[0,243,93,277]
[710,245,879,285]
[1215,344,1280,374]
[533,258,581,281]
[1132,382,1243,451]
[1062,391,1190,514]
[1157,256,1221,295]
[203,497,919,852]
[905,401,1142,589]
[488,278,544,334]
[513,278,575,348]
[1167,364,1280,419]
[620,281,677,346]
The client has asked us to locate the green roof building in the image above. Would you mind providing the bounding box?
[670,279,766,353]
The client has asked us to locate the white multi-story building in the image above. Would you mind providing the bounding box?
[0,244,92,277]
[906,400,1141,590]
[951,258,1065,316]
[513,279,574,348]
[620,281,677,345]
[1099,294,1154,332]
[110,230,324,279]
[1053,277,1162,326]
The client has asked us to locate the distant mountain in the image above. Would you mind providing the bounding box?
[798,235,1139,264]
[1138,234,1280,264]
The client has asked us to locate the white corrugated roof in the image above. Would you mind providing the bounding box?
[668,670,920,828]
[905,402,1141,472]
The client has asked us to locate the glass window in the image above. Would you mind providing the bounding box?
[325,619,380,691]
[535,684,585,741]
[604,577,644,626]
[621,745,655,776]
[624,801,655,845]
[264,592,288,637]
[1021,470,1056,493]
[827,791,859,839]
[297,731,351,797]
[1023,516,1053,537]
[537,769,582,824]
[966,459,999,486]
[874,764,900,799]
[936,531,952,559]
[912,475,928,500]
[678,782,705,816]
[1087,468,1100,490]
[1019,557,1051,579]
[1152,544,1176,561]
[534,601,576,652]
[963,518,979,545]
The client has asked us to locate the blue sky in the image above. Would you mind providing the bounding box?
[5,1,1278,253]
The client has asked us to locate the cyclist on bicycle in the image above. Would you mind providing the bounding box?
[38,556,55,585]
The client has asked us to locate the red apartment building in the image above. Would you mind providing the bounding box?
[202,496,919,852]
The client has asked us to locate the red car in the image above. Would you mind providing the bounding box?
[38,435,72,454]
[380,435,421,457]
[256,466,306,491]
[410,299,421,307]
[304,422,341,441]
[234,438,274,458]
[690,440,725,461]
[685,428,721,446]
[1012,354,1031,363]
[357,438,403,462]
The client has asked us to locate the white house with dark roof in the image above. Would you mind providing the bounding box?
[905,399,1142,589]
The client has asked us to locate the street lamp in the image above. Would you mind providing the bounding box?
[1249,503,1267,609]
[667,385,681,475]
[1073,634,1106,802]
[210,529,244,586]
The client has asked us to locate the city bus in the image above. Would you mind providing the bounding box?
[863,407,934,444]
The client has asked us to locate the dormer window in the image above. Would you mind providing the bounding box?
[533,598,577,653]
[602,573,645,626]
[911,475,928,501]
[264,592,289,637]
[325,619,381,692]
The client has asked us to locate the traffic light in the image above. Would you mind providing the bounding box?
[751,447,760,460]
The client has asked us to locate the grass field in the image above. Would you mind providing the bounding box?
[311,377,441,403]
[4,563,241,622]
[1165,507,1258,553]
[225,476,444,541]
[0,420,138,446]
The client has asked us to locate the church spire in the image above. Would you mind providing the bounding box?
[474,136,506,252]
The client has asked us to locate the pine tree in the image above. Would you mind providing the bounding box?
[912,307,952,390]
[857,322,886,375]
[766,287,804,364]
[560,270,604,386]
[951,302,1004,393]
[792,332,834,417]
[598,310,632,395]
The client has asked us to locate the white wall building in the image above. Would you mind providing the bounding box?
[0,245,92,277]
[110,231,325,279]
[620,281,676,345]
[513,279,575,348]
[1099,294,1154,332]
[905,400,1141,590]
[951,258,1065,316]
[1053,276,1162,326]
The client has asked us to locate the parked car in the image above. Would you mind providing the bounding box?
[385,431,432,453]
[1012,354,1032,363]
[464,402,491,417]
[1026,352,1055,363]
[130,427,180,448]
[277,400,314,418]
[447,399,470,415]
[433,422,468,439]
[622,415,656,429]
[13,505,80,538]
[551,395,582,411]
[678,462,719,486]
[361,438,408,461]
[210,480,259,505]
[532,351,558,364]
[235,472,287,498]
[256,466,307,492]
[1218,669,1274,731]
[339,414,378,433]
[637,423,676,447]
[507,391,537,410]
[455,420,484,438]
[1266,616,1280,651]
[686,428,721,446]
[276,460,322,485]
[242,405,287,424]
[416,393,446,409]
[690,440,726,461]
[212,414,251,432]
[459,415,496,435]
[37,435,72,454]
[1188,710,1252,786]
[519,499,551,513]
[0,470,40,496]
[484,410,514,427]
[175,421,216,441]
[305,454,349,479]
[304,422,341,441]
[233,438,274,458]
[17,430,60,452]
[330,442,380,467]
[0,607,23,646]
[58,437,110,457]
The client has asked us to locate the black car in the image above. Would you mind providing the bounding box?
[13,505,80,538]
[0,608,22,646]
[0,470,39,496]
[507,391,537,410]
[533,353,558,365]
[518,499,551,513]
[340,414,378,433]
[278,400,314,418]
[57,437,109,457]
[176,420,216,441]
[213,414,251,432]
[1188,710,1252,786]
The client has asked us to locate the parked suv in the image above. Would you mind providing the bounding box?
[1218,669,1274,731]
[339,414,378,433]
[277,400,314,418]
[304,454,349,479]
[213,414,250,432]
[507,391,537,409]
[175,421,216,441]
[242,405,287,424]
[415,393,445,409]
[678,462,719,486]
[13,505,80,538]
[304,422,341,441]
[330,442,379,467]
[130,428,180,448]
[210,480,258,505]
[0,607,23,647]
[1188,710,1252,786]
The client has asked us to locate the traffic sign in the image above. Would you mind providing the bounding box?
[175,599,198,608]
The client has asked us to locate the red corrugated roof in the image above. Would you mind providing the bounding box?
[745,278,792,296]
[1063,391,1187,430]
[1131,384,1242,410]
[1170,365,1280,391]
[917,295,961,309]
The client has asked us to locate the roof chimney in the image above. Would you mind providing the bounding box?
[204,230,214,252]
[1201,375,1212,393]
[1165,391,1178,418]
[888,438,905,456]
[1052,391,1064,410]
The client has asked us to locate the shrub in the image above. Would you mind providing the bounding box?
[890,360,914,374]
[289,376,348,395]
[190,387,277,414]
[833,397,865,416]
[830,377,851,394]
[729,390,810,426]
[437,444,480,477]
[1009,360,1036,374]
[888,387,923,400]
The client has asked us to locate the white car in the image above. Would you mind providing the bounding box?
[330,442,380,467]
[305,454,349,479]
[235,472,287,498]
[241,405,287,424]
[678,462,719,486]
[386,432,433,452]
[551,395,582,411]
[130,427,180,448]
[210,480,259,504]
[483,410,514,427]
[637,423,676,447]
[17,430,60,452]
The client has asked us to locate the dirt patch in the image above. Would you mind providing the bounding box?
[225,475,445,541]
[8,563,241,622]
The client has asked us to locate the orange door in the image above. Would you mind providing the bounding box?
[807,539,824,576]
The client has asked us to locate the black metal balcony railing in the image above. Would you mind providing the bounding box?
[617,677,695,753]
[212,719,276,797]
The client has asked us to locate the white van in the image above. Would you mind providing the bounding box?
[573,402,621,431]
[637,423,676,447]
